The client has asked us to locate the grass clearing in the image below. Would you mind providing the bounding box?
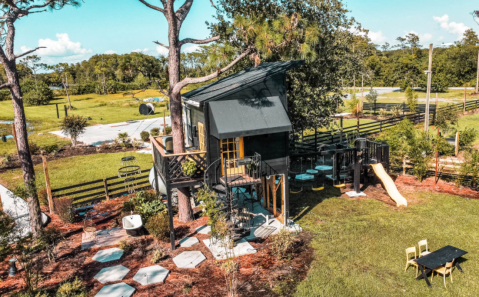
[291,189,479,296]
[0,152,153,191]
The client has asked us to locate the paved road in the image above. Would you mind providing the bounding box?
[344,87,400,99]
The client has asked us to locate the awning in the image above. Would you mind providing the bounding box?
[209,96,292,139]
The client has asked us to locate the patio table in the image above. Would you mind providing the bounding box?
[414,245,467,288]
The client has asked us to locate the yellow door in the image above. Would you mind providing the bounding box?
[221,137,244,175]
[198,122,206,151]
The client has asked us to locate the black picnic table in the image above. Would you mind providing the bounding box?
[414,245,467,288]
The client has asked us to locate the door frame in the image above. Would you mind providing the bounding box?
[220,137,244,176]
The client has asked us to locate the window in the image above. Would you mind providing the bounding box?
[220,137,244,175]
[198,122,206,151]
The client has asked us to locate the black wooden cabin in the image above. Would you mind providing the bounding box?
[151,61,303,248]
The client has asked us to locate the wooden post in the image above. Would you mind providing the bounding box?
[56,103,59,119]
[356,103,360,134]
[64,105,68,117]
[103,178,110,201]
[424,44,433,133]
[166,187,175,250]
[455,132,460,157]
[464,87,467,113]
[476,49,479,94]
[340,117,343,142]
[361,74,364,107]
[42,155,54,214]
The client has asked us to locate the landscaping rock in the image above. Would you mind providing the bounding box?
[133,265,170,285]
[92,248,124,263]
[179,236,199,247]
[94,265,130,284]
[94,282,135,297]
[173,251,206,268]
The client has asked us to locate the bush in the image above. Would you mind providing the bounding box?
[145,212,170,242]
[41,144,59,154]
[346,93,360,113]
[433,135,455,156]
[391,105,402,117]
[118,132,130,144]
[38,228,63,263]
[460,150,479,186]
[459,128,477,150]
[140,131,150,141]
[29,142,40,155]
[55,277,87,297]
[405,87,418,113]
[164,126,172,135]
[21,80,54,106]
[119,240,131,252]
[182,160,197,177]
[133,191,166,222]
[61,116,88,146]
[150,249,165,263]
[0,89,10,101]
[150,128,160,136]
[270,228,296,260]
[54,197,74,223]
[37,188,48,206]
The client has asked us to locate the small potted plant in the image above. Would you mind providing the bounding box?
[182,160,197,178]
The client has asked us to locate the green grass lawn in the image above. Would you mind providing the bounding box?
[0,152,153,191]
[291,189,479,296]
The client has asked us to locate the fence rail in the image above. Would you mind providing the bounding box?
[51,168,152,209]
[294,99,479,153]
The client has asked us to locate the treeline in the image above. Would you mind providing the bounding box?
[351,29,479,91]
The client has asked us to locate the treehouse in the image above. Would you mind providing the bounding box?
[151,61,303,246]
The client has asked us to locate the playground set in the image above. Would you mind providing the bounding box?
[289,138,407,207]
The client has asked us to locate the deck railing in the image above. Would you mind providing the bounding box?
[151,136,207,185]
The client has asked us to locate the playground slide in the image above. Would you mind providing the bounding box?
[370,163,407,207]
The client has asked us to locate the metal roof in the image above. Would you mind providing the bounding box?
[209,96,292,139]
[182,60,304,104]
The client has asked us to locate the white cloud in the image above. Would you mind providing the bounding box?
[433,14,469,40]
[438,36,444,41]
[20,33,93,64]
[132,48,149,53]
[104,50,117,55]
[182,44,202,53]
[368,31,388,43]
[404,30,433,44]
[422,33,433,42]
[156,46,169,56]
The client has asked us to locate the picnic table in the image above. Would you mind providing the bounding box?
[414,245,467,288]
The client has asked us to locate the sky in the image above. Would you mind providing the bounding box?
[14,0,479,65]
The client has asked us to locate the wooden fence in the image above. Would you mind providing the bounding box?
[51,169,152,209]
[294,99,479,153]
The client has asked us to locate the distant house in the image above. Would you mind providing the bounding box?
[151,61,303,243]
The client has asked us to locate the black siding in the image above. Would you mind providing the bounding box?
[244,132,289,174]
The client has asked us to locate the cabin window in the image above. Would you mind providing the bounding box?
[198,122,206,151]
[220,137,244,175]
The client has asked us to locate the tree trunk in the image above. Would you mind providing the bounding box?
[167,7,193,222]
[6,61,42,236]
[63,74,72,109]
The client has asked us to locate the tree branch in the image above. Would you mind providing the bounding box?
[175,0,193,25]
[153,41,169,49]
[15,46,45,59]
[179,35,220,46]
[0,82,11,89]
[138,0,165,13]
[148,79,168,96]
[26,0,55,11]
[173,48,252,94]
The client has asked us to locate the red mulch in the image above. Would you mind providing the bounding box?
[0,197,314,296]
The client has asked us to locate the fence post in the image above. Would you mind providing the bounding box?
[42,155,54,214]
[455,132,459,157]
[340,116,343,142]
[380,121,382,132]
[103,178,110,201]
[64,105,68,117]
[402,102,405,116]
[56,103,59,119]
[464,87,466,113]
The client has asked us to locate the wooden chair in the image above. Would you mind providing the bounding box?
[405,247,419,277]
[418,239,431,257]
[431,260,454,288]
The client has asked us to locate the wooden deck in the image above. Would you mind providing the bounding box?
[220,174,261,187]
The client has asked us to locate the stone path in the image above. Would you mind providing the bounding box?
[196,225,211,234]
[203,238,257,260]
[173,251,206,268]
[92,248,124,263]
[179,236,199,247]
[94,265,130,284]
[133,265,170,285]
[95,282,135,297]
[82,227,128,250]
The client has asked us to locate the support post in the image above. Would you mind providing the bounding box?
[103,178,110,201]
[166,186,175,250]
[356,103,360,134]
[42,155,54,214]
[455,132,460,157]
[354,143,361,193]
[424,44,433,133]
[340,116,343,142]
[464,87,467,113]
[476,49,479,94]
[56,104,59,119]
[64,105,68,117]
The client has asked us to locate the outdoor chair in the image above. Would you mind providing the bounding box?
[418,239,431,257]
[431,260,454,288]
[405,247,419,277]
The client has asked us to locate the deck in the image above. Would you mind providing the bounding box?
[220,174,262,187]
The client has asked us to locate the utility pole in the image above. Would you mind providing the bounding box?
[424,44,433,134]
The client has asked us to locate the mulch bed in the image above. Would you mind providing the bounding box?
[0,197,314,296]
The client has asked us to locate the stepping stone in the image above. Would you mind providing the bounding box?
[95,282,135,297]
[173,251,206,268]
[203,238,257,260]
[133,265,170,285]
[179,237,199,247]
[92,248,124,263]
[315,165,332,171]
[196,225,211,235]
[94,265,130,284]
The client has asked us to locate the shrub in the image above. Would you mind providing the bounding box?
[118,132,130,144]
[145,212,170,242]
[378,108,387,119]
[182,160,197,177]
[29,142,40,155]
[461,150,479,186]
[140,131,150,142]
[41,144,59,154]
[195,185,223,238]
[21,81,54,106]
[150,128,160,137]
[346,93,360,113]
[54,197,74,223]
[435,104,459,135]
[433,135,455,156]
[119,240,131,252]
[405,87,418,113]
[37,188,48,206]
[459,127,477,150]
[365,88,378,113]
[133,191,166,222]
[150,249,165,263]
[61,116,88,146]
[164,126,172,135]
[55,277,87,297]
[391,105,402,117]
[270,228,296,260]
[132,138,143,149]
[0,89,10,101]
[38,228,63,263]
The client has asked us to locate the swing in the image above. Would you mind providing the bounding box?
[295,157,314,181]
[306,158,319,175]
[334,154,346,188]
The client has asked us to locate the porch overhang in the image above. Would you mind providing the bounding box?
[209,96,292,139]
